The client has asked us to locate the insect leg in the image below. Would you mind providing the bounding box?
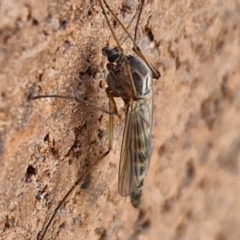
[134,0,145,43]
[106,87,118,151]
[30,94,115,115]
[132,0,161,79]
[37,148,112,240]
[119,9,140,45]
[37,92,118,240]
[101,0,160,79]
[99,0,138,98]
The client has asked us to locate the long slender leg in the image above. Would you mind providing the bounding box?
[134,0,145,43]
[30,94,114,115]
[100,0,160,79]
[119,3,142,45]
[37,152,110,240]
[37,89,118,240]
[99,0,138,97]
[106,87,118,151]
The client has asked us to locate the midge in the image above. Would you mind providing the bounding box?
[32,0,160,239]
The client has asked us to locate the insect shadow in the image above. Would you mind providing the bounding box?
[31,0,160,239]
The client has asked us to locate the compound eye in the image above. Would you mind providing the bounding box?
[108,52,120,62]
[102,47,122,62]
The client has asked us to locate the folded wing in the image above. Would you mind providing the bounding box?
[118,96,153,197]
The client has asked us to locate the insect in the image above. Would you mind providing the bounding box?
[32,0,160,239]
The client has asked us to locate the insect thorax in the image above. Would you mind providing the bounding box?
[103,47,153,102]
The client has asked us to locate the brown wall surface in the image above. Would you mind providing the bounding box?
[0,0,240,240]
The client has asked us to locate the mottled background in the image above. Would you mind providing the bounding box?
[0,0,240,240]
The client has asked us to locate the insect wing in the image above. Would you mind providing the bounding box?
[118,95,153,197]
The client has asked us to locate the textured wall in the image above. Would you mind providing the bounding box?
[1,0,240,239]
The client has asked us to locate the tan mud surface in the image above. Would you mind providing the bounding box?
[1,0,240,240]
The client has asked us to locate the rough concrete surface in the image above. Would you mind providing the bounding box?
[0,0,240,240]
